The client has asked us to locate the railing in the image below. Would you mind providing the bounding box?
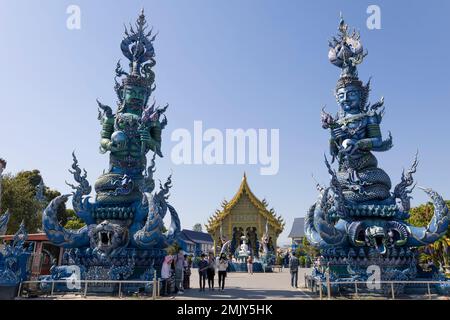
[17,278,162,299]
[304,274,450,300]
[272,265,283,272]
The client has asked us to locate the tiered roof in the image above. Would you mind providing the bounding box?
[206,173,285,234]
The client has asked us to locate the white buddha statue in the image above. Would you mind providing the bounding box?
[238,236,250,258]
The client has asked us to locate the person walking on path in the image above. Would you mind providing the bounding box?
[198,253,208,292]
[217,253,229,291]
[247,255,254,274]
[289,252,299,288]
[207,252,216,290]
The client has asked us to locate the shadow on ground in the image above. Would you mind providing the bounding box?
[170,287,312,300]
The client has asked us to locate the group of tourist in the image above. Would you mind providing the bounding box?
[198,252,229,292]
[160,249,192,295]
[160,249,305,294]
[160,249,232,295]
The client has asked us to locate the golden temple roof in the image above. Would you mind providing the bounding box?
[205,173,285,234]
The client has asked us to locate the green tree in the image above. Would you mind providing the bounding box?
[295,237,319,264]
[64,208,86,230]
[193,223,202,232]
[1,170,69,234]
[276,254,283,265]
[165,241,182,255]
[408,200,450,271]
[1,172,40,233]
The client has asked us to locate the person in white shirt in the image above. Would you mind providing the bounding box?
[217,253,229,291]
[160,255,174,295]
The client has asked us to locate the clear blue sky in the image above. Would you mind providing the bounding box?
[1,0,449,245]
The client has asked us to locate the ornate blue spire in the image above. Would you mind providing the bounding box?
[114,9,157,103]
[328,14,368,87]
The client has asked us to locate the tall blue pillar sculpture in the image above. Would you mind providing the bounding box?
[305,16,449,293]
[41,10,181,286]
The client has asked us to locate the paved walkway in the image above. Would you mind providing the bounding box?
[170,268,314,300]
[17,268,450,300]
[18,268,316,300]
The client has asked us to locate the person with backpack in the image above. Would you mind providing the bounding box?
[289,252,299,288]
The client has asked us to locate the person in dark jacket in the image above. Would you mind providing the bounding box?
[283,252,290,268]
[289,252,299,288]
[198,253,208,292]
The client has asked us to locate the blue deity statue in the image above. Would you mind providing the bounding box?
[305,16,449,292]
[41,10,181,284]
[322,17,392,204]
